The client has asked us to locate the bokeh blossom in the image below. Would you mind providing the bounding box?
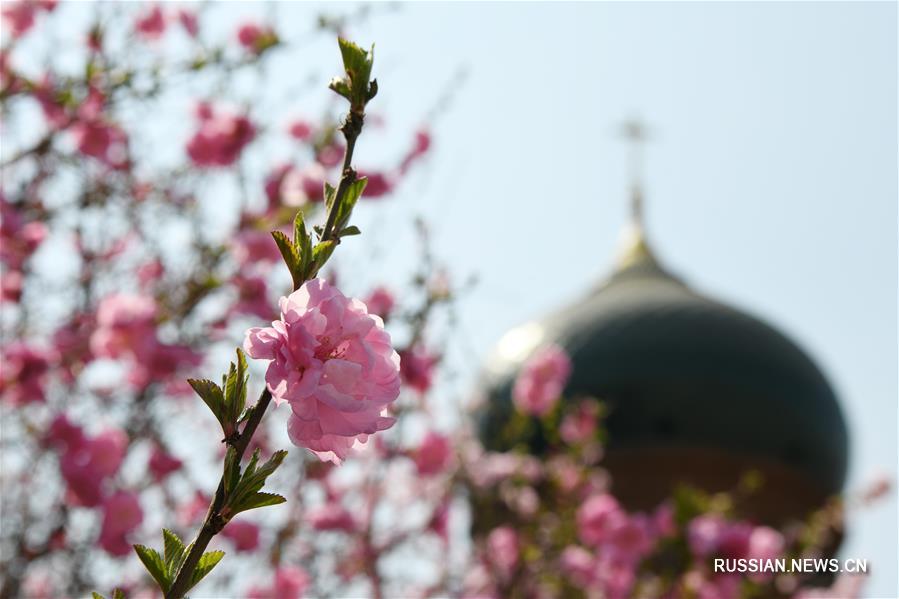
[512,343,571,416]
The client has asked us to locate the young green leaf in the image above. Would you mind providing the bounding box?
[223,450,288,518]
[133,544,170,592]
[339,225,361,237]
[186,550,226,593]
[112,589,126,599]
[187,378,225,425]
[271,230,303,290]
[162,529,187,574]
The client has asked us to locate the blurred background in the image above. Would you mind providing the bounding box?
[2,1,895,597]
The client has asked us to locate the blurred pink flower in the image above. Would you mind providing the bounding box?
[306,503,357,533]
[2,0,54,37]
[486,526,519,578]
[236,22,275,52]
[560,399,600,444]
[413,431,454,476]
[222,520,261,552]
[148,445,182,481]
[363,286,395,319]
[287,119,313,141]
[71,119,128,168]
[280,163,327,206]
[98,490,143,556]
[90,293,156,358]
[577,493,622,546]
[186,104,256,167]
[0,342,54,405]
[357,170,394,198]
[400,128,432,174]
[559,545,597,589]
[247,567,309,599]
[134,5,166,40]
[59,427,128,507]
[232,229,283,267]
[177,9,197,37]
[399,344,438,393]
[687,514,726,557]
[513,344,571,416]
[244,278,400,464]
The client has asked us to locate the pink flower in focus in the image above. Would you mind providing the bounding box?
[243,278,401,464]
[413,431,453,476]
[486,526,519,578]
[399,344,438,393]
[363,286,395,319]
[513,344,571,416]
[577,493,622,546]
[186,104,256,167]
[222,520,261,552]
[134,5,166,40]
[306,503,357,533]
[98,490,143,556]
[148,445,182,481]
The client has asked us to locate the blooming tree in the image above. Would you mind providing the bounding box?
[0,3,883,599]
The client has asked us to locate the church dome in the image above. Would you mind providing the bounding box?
[479,192,849,524]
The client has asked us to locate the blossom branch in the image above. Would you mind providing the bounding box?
[160,38,379,599]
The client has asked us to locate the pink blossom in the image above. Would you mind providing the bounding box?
[687,514,726,557]
[357,170,394,198]
[287,119,313,141]
[652,502,677,538]
[232,229,283,267]
[486,526,519,578]
[59,427,128,507]
[71,120,128,168]
[186,104,256,167]
[232,274,274,320]
[222,520,260,552]
[148,445,182,481]
[177,9,198,37]
[399,344,438,394]
[560,399,600,444]
[264,163,292,208]
[0,342,53,405]
[244,278,401,464]
[606,513,655,564]
[2,0,52,37]
[134,5,166,40]
[45,414,85,450]
[247,567,309,599]
[413,431,453,476]
[363,286,395,319]
[98,490,143,556]
[280,163,327,206]
[236,22,275,52]
[400,128,432,174]
[560,545,597,588]
[512,344,571,416]
[577,493,622,546]
[747,526,784,562]
[90,293,156,358]
[316,142,344,168]
[306,503,357,532]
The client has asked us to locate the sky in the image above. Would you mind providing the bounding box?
[16,1,895,595]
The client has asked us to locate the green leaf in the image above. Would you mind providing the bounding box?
[333,38,375,110]
[162,529,186,573]
[271,230,303,289]
[224,447,241,496]
[234,492,287,513]
[187,379,225,424]
[223,349,248,429]
[334,177,368,232]
[323,181,338,212]
[112,590,126,599]
[339,225,361,237]
[134,544,170,593]
[186,550,226,592]
[92,593,105,599]
[311,240,337,274]
[224,450,288,518]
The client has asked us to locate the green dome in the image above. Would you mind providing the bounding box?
[480,230,849,520]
